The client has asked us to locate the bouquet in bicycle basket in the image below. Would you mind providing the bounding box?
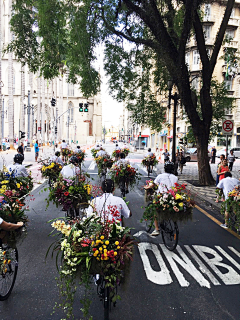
[143,183,195,223]
[91,148,104,158]
[46,175,92,211]
[121,147,130,157]
[61,148,73,161]
[112,149,121,158]
[74,150,86,165]
[41,162,63,180]
[49,215,134,317]
[221,186,240,230]
[142,154,158,167]
[95,154,113,172]
[109,163,141,189]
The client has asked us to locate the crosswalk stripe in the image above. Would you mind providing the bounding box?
[88,161,96,171]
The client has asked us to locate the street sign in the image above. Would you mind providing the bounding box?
[222,119,234,135]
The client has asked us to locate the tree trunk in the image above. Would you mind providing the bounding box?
[195,127,215,185]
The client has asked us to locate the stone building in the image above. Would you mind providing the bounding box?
[0,0,102,148]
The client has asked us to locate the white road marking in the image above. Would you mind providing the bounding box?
[161,245,210,288]
[229,246,240,258]
[88,161,96,170]
[193,245,240,285]
[215,246,240,271]
[133,230,157,238]
[185,245,220,285]
[138,243,172,285]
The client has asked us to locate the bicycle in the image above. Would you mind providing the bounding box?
[119,177,127,198]
[145,204,179,251]
[0,226,26,300]
[96,274,118,320]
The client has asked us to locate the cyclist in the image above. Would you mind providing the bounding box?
[151,162,178,236]
[7,154,29,177]
[60,155,80,179]
[86,179,131,225]
[49,151,64,166]
[74,145,83,154]
[144,148,154,173]
[116,152,130,166]
[61,139,68,150]
[96,147,107,157]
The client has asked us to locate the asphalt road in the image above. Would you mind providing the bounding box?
[1,145,240,320]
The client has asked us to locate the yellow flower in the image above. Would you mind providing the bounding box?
[99,247,103,251]
[16,183,21,189]
[0,189,5,194]
[104,249,107,253]
[179,202,184,207]
[175,194,182,200]
[100,236,104,240]
[91,241,95,246]
[114,252,117,256]
[2,185,6,190]
[105,240,109,245]
[115,241,119,246]
[8,260,11,264]
[103,245,106,249]
[117,246,120,249]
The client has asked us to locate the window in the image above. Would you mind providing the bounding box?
[204,4,211,20]
[193,50,200,69]
[225,29,235,39]
[225,105,232,115]
[67,83,74,97]
[185,52,190,69]
[203,25,211,40]
[224,75,233,91]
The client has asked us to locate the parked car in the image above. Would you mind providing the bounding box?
[216,147,240,158]
[184,148,211,162]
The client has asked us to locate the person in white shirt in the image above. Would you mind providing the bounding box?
[61,140,68,149]
[96,147,107,157]
[150,162,178,236]
[115,144,121,151]
[95,144,100,150]
[7,154,29,177]
[60,156,80,179]
[145,148,154,157]
[116,152,130,166]
[217,172,240,228]
[50,151,64,166]
[86,179,131,225]
[74,146,83,153]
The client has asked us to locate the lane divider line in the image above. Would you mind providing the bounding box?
[195,205,240,240]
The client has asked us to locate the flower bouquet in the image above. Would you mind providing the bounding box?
[142,154,158,167]
[144,179,158,202]
[222,186,240,229]
[112,149,121,158]
[109,163,141,189]
[74,150,86,165]
[121,147,130,157]
[143,183,195,223]
[91,148,104,158]
[41,162,63,180]
[95,154,113,174]
[46,175,92,211]
[61,148,73,161]
[49,215,134,318]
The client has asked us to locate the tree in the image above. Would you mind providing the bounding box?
[6,0,236,184]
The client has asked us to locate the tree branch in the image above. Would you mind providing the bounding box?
[210,0,235,75]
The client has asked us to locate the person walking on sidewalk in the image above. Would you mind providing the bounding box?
[228,149,235,171]
[178,151,185,174]
[218,158,230,182]
[34,140,39,162]
[211,146,216,164]
[17,142,24,161]
[162,149,170,163]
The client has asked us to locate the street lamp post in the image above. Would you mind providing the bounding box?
[168,80,180,175]
[2,95,4,141]
[24,86,34,151]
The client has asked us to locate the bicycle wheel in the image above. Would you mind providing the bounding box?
[147,165,150,177]
[0,245,18,301]
[161,219,179,251]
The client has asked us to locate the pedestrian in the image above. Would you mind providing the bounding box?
[217,172,240,228]
[178,151,186,174]
[34,139,39,162]
[211,146,216,164]
[24,139,27,151]
[215,154,225,202]
[174,152,179,174]
[162,148,170,163]
[218,158,230,181]
[228,149,235,171]
[17,142,24,161]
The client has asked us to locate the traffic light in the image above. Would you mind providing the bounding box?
[55,126,57,134]
[79,103,83,112]
[84,103,88,112]
[20,131,25,139]
[51,98,56,106]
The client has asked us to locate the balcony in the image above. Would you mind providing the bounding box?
[224,40,238,50]
[202,15,215,23]
[228,17,239,27]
